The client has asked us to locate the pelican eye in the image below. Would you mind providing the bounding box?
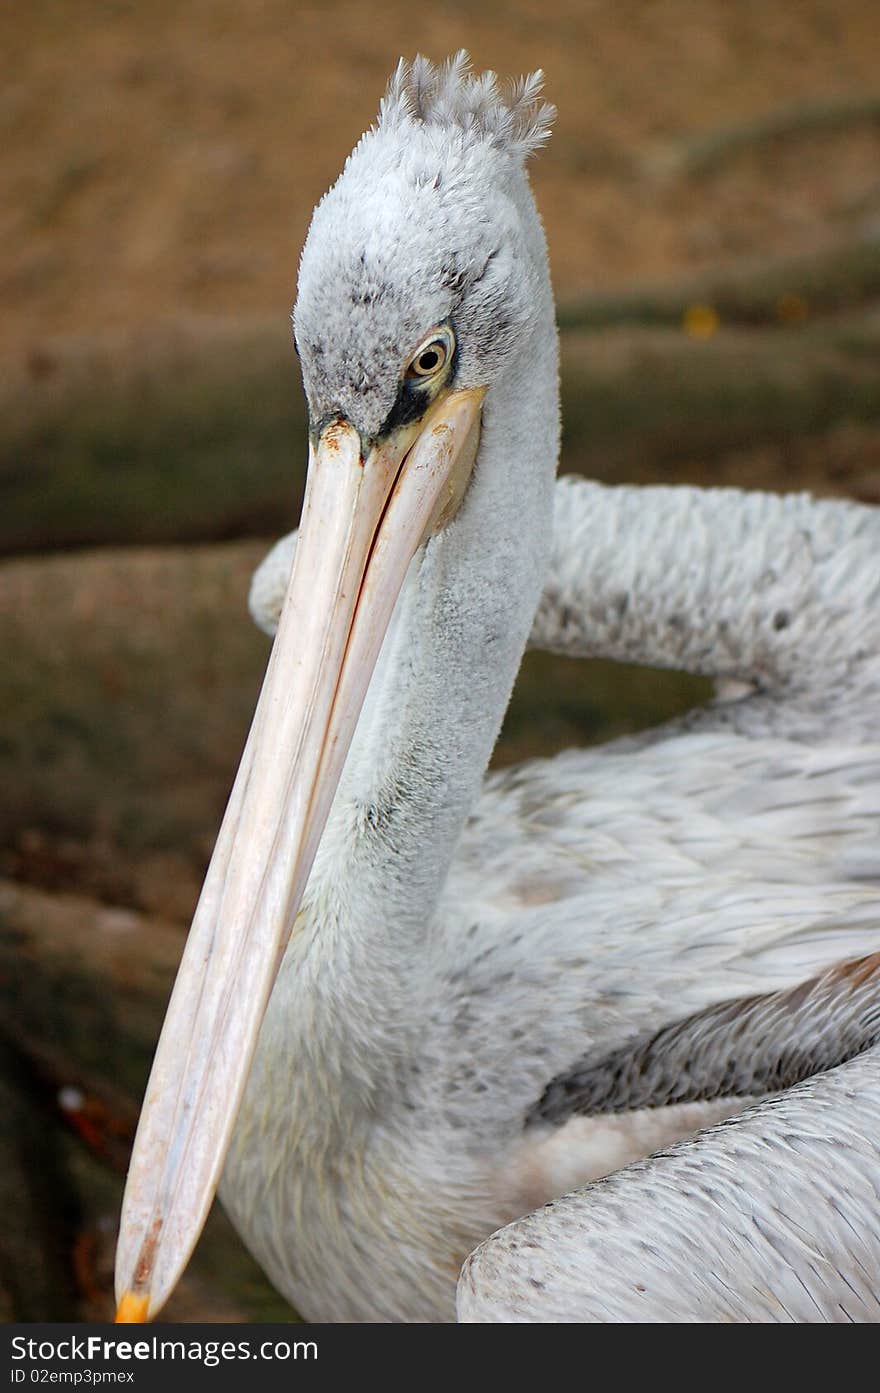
[406,331,453,381]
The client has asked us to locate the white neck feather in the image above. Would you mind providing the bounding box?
[311,193,558,986]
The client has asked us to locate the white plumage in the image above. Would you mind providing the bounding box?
[116,54,880,1325]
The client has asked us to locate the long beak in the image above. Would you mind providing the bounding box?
[114,386,485,1322]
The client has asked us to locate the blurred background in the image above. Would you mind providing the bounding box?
[2,0,879,1321]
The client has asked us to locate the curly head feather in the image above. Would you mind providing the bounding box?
[379,51,555,161]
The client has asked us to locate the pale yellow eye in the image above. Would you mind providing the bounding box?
[406,330,453,380]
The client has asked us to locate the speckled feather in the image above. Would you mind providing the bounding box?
[530,954,880,1123]
[459,1049,880,1321]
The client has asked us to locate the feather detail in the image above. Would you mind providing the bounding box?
[528,954,880,1124]
[380,51,555,161]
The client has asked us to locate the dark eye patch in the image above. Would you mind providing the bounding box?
[377,380,431,437]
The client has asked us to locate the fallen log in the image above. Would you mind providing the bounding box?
[558,232,880,331]
[645,93,880,180]
[2,300,879,554]
[0,878,294,1321]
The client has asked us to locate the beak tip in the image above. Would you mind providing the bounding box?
[115,1290,151,1323]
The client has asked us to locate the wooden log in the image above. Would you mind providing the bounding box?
[645,94,880,180]
[1,251,879,554]
[562,314,880,477]
[558,233,880,331]
[0,878,295,1320]
[0,316,308,555]
[0,1037,81,1320]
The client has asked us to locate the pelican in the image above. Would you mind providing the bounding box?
[115,54,880,1323]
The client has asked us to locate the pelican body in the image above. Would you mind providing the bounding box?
[116,56,880,1323]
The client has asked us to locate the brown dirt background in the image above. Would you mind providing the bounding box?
[3,1,880,345]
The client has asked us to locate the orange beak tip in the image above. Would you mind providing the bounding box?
[115,1290,151,1323]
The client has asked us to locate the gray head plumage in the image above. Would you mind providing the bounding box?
[378,51,555,162]
[293,53,556,442]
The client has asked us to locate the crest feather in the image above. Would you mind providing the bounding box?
[379,51,555,160]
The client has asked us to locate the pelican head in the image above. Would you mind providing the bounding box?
[115,54,559,1321]
[294,55,553,442]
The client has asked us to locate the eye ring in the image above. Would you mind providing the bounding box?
[406,328,454,381]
